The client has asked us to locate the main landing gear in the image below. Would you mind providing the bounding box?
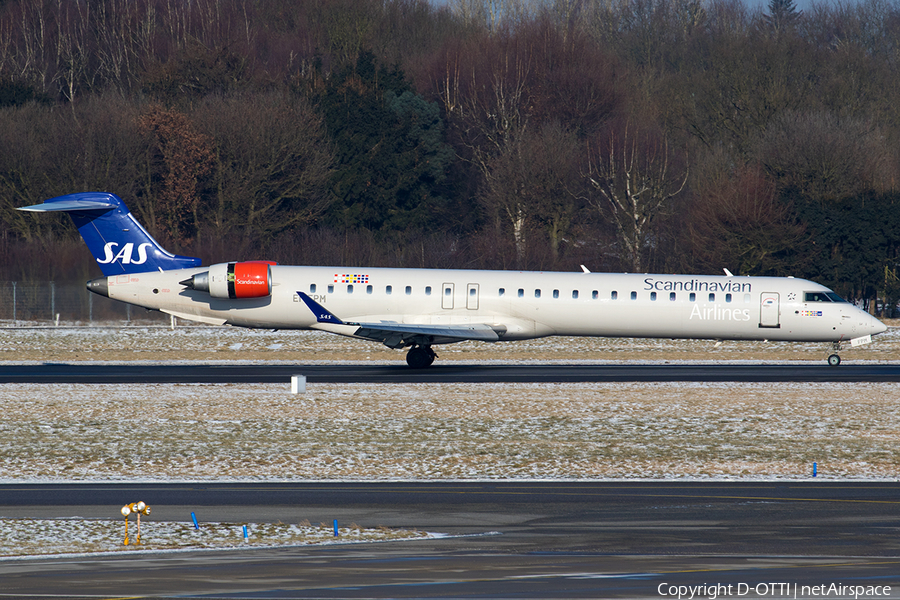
[827,341,842,367]
[406,345,437,369]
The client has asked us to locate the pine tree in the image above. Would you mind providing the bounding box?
[764,0,802,36]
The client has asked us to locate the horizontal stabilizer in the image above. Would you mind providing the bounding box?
[18,198,119,212]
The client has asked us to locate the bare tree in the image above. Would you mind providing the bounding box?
[190,91,335,249]
[753,110,896,202]
[688,163,807,276]
[586,120,687,272]
[480,122,582,267]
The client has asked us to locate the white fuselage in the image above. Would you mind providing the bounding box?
[103,266,887,344]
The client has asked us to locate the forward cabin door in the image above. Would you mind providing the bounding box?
[442,283,455,309]
[466,283,479,310]
[759,292,780,328]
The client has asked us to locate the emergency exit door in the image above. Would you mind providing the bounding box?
[466,283,479,310]
[442,283,454,309]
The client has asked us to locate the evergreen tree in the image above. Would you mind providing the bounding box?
[316,51,454,233]
[764,0,802,36]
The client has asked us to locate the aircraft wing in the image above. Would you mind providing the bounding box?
[353,322,500,342]
[296,292,501,345]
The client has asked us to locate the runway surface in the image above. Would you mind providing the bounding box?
[1,482,899,599]
[3,362,900,383]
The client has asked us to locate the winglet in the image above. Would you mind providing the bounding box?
[580,265,591,273]
[297,292,345,325]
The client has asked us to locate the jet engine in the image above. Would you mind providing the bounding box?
[180,261,274,299]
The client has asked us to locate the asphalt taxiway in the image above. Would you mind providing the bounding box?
[1,482,899,599]
[3,362,900,383]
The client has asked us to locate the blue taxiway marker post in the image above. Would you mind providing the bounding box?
[334,519,339,537]
[813,462,817,477]
[191,512,200,529]
[243,525,248,541]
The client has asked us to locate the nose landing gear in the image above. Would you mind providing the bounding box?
[406,345,437,369]
[827,341,842,367]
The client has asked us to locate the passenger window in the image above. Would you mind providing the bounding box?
[572,290,579,299]
[592,290,599,300]
[690,292,696,302]
[367,285,373,294]
[518,289,524,298]
[327,285,334,294]
[650,292,657,301]
[310,284,316,293]
[611,291,618,300]
[535,289,541,298]
[726,293,732,303]
[709,293,715,302]
[386,285,392,295]
[553,289,559,299]
[444,287,451,296]
[669,292,676,301]
[630,291,637,300]
[406,286,412,295]
[347,285,353,294]
[470,288,476,296]
[499,288,505,297]
[425,286,432,296]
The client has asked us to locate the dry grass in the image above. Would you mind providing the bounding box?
[0,320,897,363]
[0,325,898,482]
[1,381,898,480]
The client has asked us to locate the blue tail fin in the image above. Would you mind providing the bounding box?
[18,192,202,275]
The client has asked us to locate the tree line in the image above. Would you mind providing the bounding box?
[1,0,899,314]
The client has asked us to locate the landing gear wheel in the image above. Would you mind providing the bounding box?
[827,354,841,367]
[406,345,436,369]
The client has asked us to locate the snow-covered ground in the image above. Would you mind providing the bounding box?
[1,325,898,483]
[1,379,898,481]
[0,517,436,558]
[0,325,897,556]
[1,320,898,364]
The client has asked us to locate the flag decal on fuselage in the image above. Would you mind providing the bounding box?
[335,274,369,284]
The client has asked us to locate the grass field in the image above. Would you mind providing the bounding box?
[1,324,897,556]
[1,319,898,363]
[0,324,898,482]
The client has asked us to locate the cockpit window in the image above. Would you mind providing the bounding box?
[804,292,831,302]
[804,291,848,303]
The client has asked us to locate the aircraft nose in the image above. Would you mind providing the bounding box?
[871,315,888,335]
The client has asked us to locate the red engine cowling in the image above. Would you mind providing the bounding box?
[204,261,274,299]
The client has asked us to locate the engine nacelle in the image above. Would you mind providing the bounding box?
[181,261,273,299]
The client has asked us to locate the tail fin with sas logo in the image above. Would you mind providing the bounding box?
[17,192,201,276]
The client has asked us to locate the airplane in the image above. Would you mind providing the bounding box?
[19,192,888,368]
